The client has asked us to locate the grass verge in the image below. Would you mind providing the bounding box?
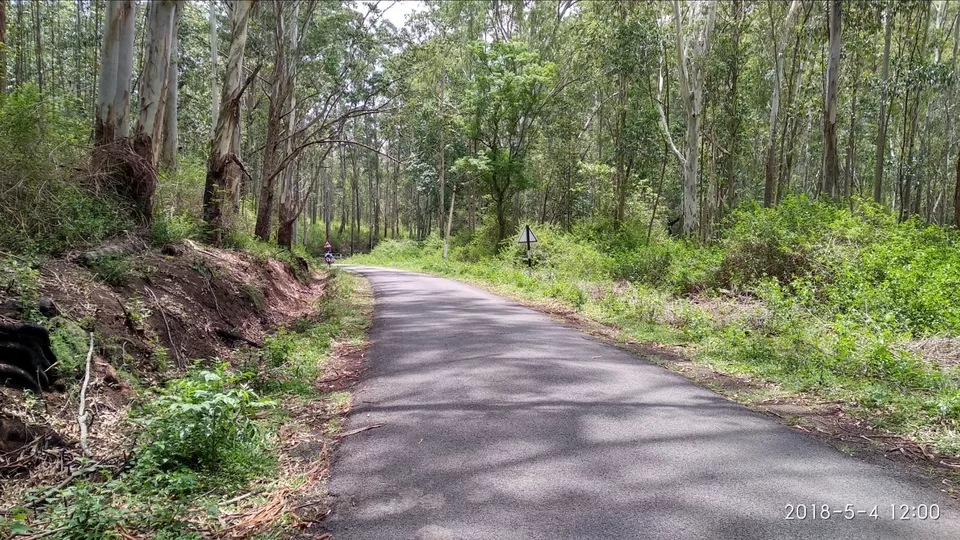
[346,238,960,478]
[1,268,374,539]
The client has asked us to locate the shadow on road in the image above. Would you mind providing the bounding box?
[327,267,958,540]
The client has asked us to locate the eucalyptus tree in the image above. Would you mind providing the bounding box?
[657,0,717,237]
[203,0,256,246]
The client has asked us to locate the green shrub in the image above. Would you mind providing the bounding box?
[130,366,275,483]
[43,484,127,540]
[151,213,203,247]
[0,85,130,255]
[262,329,297,367]
[89,254,136,286]
[243,284,267,313]
[48,319,91,381]
[155,154,207,218]
[0,255,42,320]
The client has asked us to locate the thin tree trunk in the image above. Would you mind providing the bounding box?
[955,149,960,227]
[0,0,7,94]
[443,187,456,261]
[843,48,859,202]
[724,0,743,216]
[338,147,347,237]
[821,0,842,199]
[764,1,799,207]
[254,3,291,241]
[874,7,892,203]
[438,68,446,230]
[210,1,219,134]
[33,0,43,96]
[161,4,181,169]
[324,160,331,242]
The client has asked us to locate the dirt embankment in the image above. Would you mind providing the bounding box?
[1,239,327,506]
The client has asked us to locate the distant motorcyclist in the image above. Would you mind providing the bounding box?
[324,240,335,266]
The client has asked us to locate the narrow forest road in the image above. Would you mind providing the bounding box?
[326,267,960,540]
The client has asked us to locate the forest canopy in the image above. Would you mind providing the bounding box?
[1,0,958,257]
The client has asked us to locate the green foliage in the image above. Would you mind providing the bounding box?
[0,86,130,255]
[151,213,204,248]
[155,154,208,219]
[223,229,313,282]
[131,365,275,481]
[721,196,960,336]
[262,329,297,368]
[350,197,960,451]
[243,284,267,313]
[47,319,91,381]
[0,255,43,320]
[42,484,127,540]
[89,254,137,287]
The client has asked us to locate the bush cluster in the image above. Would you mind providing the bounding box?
[351,197,960,450]
[0,86,131,255]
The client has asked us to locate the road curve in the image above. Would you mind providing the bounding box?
[326,266,960,540]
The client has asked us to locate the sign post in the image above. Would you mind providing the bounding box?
[516,225,539,267]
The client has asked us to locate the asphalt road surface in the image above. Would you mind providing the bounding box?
[327,266,960,540]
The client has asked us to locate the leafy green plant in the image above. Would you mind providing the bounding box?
[131,366,275,482]
[48,319,91,381]
[42,484,127,540]
[262,329,297,368]
[151,213,203,247]
[89,254,136,286]
[0,255,42,320]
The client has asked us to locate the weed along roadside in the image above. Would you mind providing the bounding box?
[347,197,960,494]
[0,242,374,538]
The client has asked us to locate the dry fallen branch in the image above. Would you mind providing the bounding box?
[334,423,386,440]
[77,332,95,457]
[146,286,182,367]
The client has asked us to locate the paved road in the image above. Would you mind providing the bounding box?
[327,267,960,540]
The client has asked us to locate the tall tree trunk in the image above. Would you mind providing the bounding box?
[33,0,42,96]
[948,7,959,225]
[95,1,122,146]
[338,147,347,237]
[0,0,7,94]
[277,1,302,249]
[324,160,331,242]
[764,1,800,207]
[778,2,811,203]
[670,0,716,236]
[134,0,177,164]
[843,48,859,201]
[724,0,743,217]
[161,4,181,169]
[874,7,892,203]
[821,0,842,199]
[438,68,446,230]
[254,3,291,241]
[394,135,400,237]
[203,0,254,245]
[114,0,136,139]
[210,1,219,135]
[131,0,179,221]
[955,149,960,227]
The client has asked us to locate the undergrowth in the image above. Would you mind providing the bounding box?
[3,269,367,538]
[0,86,131,256]
[349,196,960,454]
